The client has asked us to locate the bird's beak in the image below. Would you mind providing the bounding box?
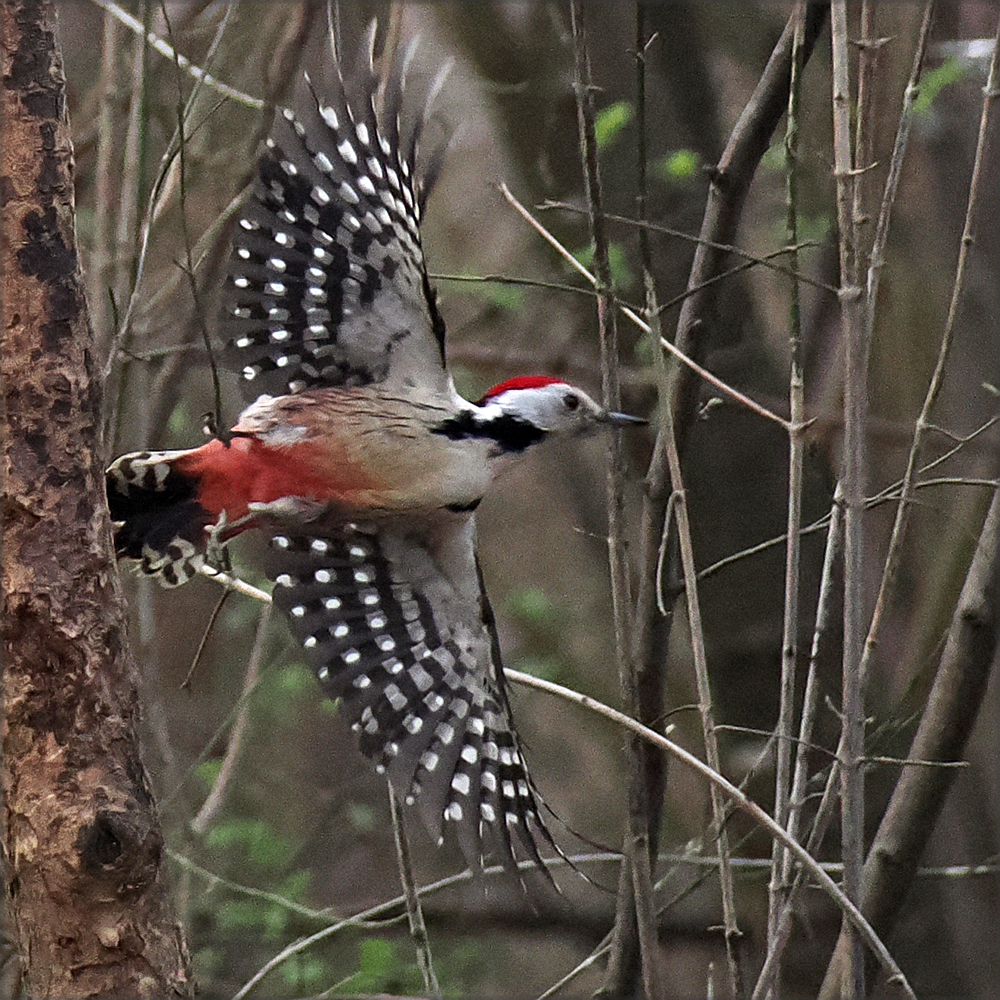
[601,410,648,427]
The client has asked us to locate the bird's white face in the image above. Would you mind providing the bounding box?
[485,381,614,435]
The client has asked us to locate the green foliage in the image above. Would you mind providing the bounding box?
[517,653,562,682]
[507,587,568,683]
[279,954,328,991]
[657,148,700,181]
[507,585,557,627]
[761,139,786,172]
[347,801,376,832]
[451,274,526,313]
[572,240,633,290]
[275,658,316,699]
[343,938,426,996]
[194,757,223,790]
[595,99,634,149]
[205,817,296,870]
[914,58,968,116]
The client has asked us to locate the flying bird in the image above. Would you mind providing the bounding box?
[106,27,644,882]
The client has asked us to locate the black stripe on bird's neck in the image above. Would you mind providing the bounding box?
[431,409,548,453]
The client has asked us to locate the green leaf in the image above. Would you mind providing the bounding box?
[277,869,312,901]
[277,660,315,698]
[347,801,376,832]
[507,587,556,626]
[194,758,223,790]
[659,148,699,180]
[348,937,403,994]
[205,817,295,869]
[914,58,968,116]
[572,241,633,289]
[595,100,634,149]
[279,955,327,989]
[215,898,264,933]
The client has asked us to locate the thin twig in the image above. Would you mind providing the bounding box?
[160,1,233,439]
[568,6,658,996]
[198,564,272,602]
[190,605,273,836]
[179,586,231,690]
[819,480,1000,999]
[858,0,961,698]
[506,669,917,1000]
[661,380,744,993]
[767,8,807,987]
[832,4,868,993]
[752,484,844,1000]
[546,202,837,297]
[91,8,123,356]
[102,3,241,451]
[852,1,882,266]
[866,3,935,324]
[698,415,1000,582]
[499,183,793,430]
[90,0,265,108]
[194,565,915,998]
[388,785,442,999]
[101,4,149,453]
[817,11,1000,998]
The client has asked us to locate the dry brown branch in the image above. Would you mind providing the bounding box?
[606,3,829,995]
[819,479,1000,997]
[831,1,869,992]
[768,8,808,985]
[388,785,442,1000]
[567,5,658,995]
[817,10,1000,996]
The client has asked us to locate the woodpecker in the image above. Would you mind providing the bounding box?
[106,30,643,881]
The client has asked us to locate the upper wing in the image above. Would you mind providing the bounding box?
[260,510,556,881]
[222,37,450,401]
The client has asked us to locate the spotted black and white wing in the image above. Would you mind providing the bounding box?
[223,34,450,400]
[263,515,557,881]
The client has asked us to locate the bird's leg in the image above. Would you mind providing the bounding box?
[204,509,253,572]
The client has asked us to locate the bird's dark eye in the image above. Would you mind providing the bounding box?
[563,393,580,411]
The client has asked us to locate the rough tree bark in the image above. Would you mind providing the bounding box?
[2,1,193,995]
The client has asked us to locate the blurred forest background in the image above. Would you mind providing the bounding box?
[27,1,1000,996]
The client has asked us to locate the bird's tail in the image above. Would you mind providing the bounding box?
[105,449,214,587]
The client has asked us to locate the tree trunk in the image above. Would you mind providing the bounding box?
[2,1,193,995]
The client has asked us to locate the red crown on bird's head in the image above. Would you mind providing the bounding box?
[478,376,565,404]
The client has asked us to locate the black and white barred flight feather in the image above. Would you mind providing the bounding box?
[222,30,450,400]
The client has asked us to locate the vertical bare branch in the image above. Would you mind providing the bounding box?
[768,8,807,989]
[866,3,934,318]
[831,2,868,993]
[861,1,972,697]
[568,4,656,994]
[661,401,745,996]
[635,18,743,993]
[818,11,1000,996]
[189,606,273,835]
[753,486,847,1000]
[776,11,940,987]
[610,4,828,993]
[820,481,1000,993]
[852,1,881,264]
[388,785,442,1000]
[91,6,123,355]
